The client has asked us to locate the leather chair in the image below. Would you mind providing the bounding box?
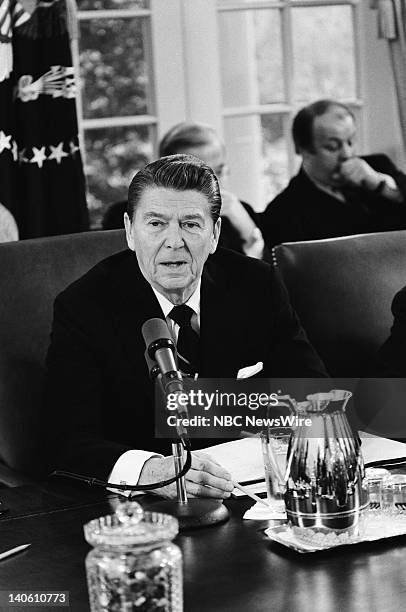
[273,230,406,378]
[0,230,126,484]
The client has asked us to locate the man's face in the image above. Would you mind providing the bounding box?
[302,107,356,187]
[124,186,221,304]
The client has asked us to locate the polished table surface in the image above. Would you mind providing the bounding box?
[0,482,406,612]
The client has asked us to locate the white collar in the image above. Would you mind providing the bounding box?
[152,280,201,319]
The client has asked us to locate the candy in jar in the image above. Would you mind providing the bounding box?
[84,500,183,611]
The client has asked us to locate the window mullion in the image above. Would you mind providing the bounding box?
[77,8,151,20]
[281,3,295,175]
[67,0,86,165]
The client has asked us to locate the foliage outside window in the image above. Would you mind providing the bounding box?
[75,0,363,224]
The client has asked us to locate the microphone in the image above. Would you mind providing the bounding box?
[140,318,229,530]
[142,318,189,440]
[142,318,183,396]
[144,348,161,381]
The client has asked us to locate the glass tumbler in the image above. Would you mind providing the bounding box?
[261,430,290,509]
[84,500,183,611]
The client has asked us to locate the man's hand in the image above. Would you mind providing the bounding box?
[220,189,264,259]
[137,451,234,500]
[339,157,382,191]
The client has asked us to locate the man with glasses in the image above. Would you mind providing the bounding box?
[103,122,266,259]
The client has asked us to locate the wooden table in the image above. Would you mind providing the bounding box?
[0,482,405,611]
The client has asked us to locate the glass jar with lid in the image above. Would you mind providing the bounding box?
[84,500,183,611]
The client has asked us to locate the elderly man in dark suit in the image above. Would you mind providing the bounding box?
[45,155,326,499]
[262,99,406,248]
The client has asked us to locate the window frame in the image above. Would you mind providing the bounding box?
[216,0,366,179]
[71,3,157,166]
[70,0,367,212]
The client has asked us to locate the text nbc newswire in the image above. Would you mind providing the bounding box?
[165,390,312,430]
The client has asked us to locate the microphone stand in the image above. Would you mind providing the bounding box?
[149,452,230,530]
[143,334,229,530]
[149,377,230,530]
[172,441,188,504]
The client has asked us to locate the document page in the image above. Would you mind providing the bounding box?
[360,432,406,465]
[202,438,265,495]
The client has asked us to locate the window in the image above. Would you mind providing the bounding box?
[217,0,364,207]
[73,0,365,223]
[75,0,156,226]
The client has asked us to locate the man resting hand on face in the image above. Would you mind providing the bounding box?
[262,99,406,248]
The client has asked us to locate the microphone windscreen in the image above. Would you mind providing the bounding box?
[142,317,172,348]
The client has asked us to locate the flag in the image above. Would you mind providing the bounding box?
[0,0,89,239]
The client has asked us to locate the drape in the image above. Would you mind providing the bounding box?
[370,0,406,153]
[0,0,89,239]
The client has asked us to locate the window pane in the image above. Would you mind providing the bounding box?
[218,9,284,107]
[254,10,284,105]
[84,126,154,228]
[80,18,152,119]
[292,6,356,102]
[261,114,289,204]
[80,0,149,10]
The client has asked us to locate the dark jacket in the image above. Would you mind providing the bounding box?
[377,286,406,377]
[262,154,406,248]
[353,286,406,437]
[45,248,326,478]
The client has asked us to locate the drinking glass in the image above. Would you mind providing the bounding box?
[260,430,290,509]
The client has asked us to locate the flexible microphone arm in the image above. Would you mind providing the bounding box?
[50,438,192,492]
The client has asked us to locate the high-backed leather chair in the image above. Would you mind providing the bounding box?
[0,230,126,484]
[273,230,406,377]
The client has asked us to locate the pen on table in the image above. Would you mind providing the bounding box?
[0,543,31,561]
[232,482,269,508]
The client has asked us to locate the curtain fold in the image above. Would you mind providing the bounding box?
[371,0,406,153]
[0,0,89,239]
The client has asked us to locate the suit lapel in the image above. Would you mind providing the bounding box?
[199,260,240,377]
[109,252,165,392]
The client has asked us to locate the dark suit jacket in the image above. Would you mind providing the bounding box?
[353,287,406,438]
[377,286,406,377]
[261,154,406,248]
[45,247,327,478]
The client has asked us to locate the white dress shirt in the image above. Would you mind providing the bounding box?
[108,282,201,493]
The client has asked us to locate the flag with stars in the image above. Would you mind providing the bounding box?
[0,0,89,239]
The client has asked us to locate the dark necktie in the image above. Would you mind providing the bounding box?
[168,304,199,376]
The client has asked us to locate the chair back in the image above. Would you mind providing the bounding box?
[0,230,126,475]
[273,231,406,377]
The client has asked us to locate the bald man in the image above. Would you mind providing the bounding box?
[262,99,406,248]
